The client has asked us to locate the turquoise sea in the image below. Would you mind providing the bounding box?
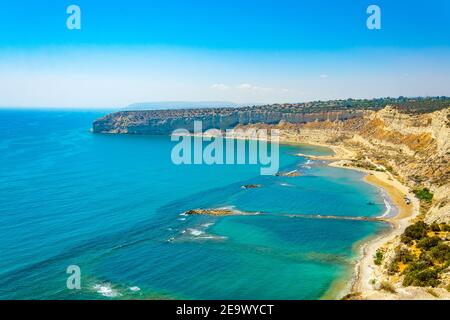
[0,109,389,300]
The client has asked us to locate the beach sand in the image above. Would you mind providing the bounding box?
[364,174,413,220]
[297,146,420,299]
[304,145,450,299]
[350,171,419,295]
[325,156,422,298]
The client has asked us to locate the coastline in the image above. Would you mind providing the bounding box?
[293,142,420,299]
[240,133,419,299]
[174,132,421,299]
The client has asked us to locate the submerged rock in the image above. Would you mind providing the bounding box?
[241,184,261,189]
[275,170,301,177]
[185,209,235,216]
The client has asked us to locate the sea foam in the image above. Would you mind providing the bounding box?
[93,283,121,298]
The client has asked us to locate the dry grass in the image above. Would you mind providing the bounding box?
[426,288,439,298]
[380,281,397,293]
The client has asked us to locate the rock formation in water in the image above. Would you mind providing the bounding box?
[185,209,235,216]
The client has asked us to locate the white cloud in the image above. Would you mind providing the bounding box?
[211,83,230,91]
[237,83,272,92]
[237,83,253,90]
[319,74,329,79]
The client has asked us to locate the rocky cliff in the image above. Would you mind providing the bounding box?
[92,107,363,134]
[93,97,450,134]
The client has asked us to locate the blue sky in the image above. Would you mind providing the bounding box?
[0,0,449,107]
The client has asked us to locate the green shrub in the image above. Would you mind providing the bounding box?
[380,281,396,293]
[426,288,439,298]
[401,221,429,243]
[387,261,399,275]
[374,249,384,266]
[404,260,432,273]
[399,220,450,289]
[417,236,441,250]
[428,243,450,264]
[413,188,434,202]
[394,247,415,264]
[430,222,441,232]
[403,267,440,287]
[388,247,415,275]
[385,165,394,173]
[401,235,413,245]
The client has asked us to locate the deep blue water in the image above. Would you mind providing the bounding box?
[0,109,388,299]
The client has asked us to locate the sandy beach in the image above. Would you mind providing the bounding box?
[294,143,422,299]
[347,170,419,296]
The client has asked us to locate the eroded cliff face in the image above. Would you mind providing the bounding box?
[350,108,449,223]
[92,108,363,135]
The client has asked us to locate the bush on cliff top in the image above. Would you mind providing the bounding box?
[394,247,415,264]
[401,221,429,244]
[403,266,440,287]
[396,221,450,288]
[428,243,450,264]
[417,236,441,251]
[374,249,384,266]
[413,188,434,202]
[430,222,441,232]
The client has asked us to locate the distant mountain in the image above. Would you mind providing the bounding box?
[124,101,247,111]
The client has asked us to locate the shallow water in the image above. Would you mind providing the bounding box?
[0,109,388,299]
